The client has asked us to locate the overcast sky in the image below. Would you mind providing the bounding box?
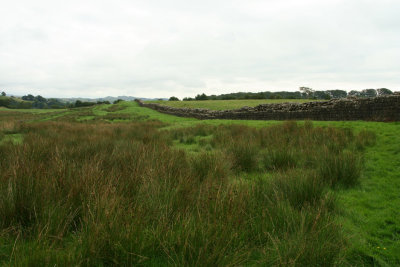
[1,0,399,98]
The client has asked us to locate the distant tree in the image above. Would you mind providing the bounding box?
[326,90,347,99]
[97,100,111,104]
[243,93,252,99]
[113,99,124,104]
[35,95,46,102]
[0,97,11,107]
[47,98,67,109]
[278,91,302,99]
[360,89,377,98]
[348,90,361,97]
[22,94,35,101]
[219,94,235,100]
[169,96,180,101]
[33,101,47,109]
[299,87,315,99]
[17,101,33,109]
[74,100,96,108]
[377,88,393,96]
[270,94,282,99]
[180,89,357,101]
[1,92,5,96]
[195,93,208,100]
[314,91,331,100]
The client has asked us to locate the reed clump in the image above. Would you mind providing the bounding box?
[0,120,374,266]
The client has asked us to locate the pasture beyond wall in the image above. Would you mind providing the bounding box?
[136,96,400,121]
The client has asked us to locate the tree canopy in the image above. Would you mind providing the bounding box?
[177,88,393,101]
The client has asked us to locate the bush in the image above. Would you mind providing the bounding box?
[74,100,96,108]
[0,97,11,108]
[113,99,124,104]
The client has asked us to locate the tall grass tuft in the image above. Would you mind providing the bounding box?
[262,149,298,171]
[190,151,231,182]
[356,129,377,150]
[318,149,362,187]
[267,170,328,209]
[0,118,373,266]
[228,140,259,172]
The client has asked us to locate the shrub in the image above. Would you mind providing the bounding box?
[113,99,124,104]
[169,96,180,101]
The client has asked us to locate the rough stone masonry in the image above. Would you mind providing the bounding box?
[135,95,400,121]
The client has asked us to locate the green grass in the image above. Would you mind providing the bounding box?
[0,100,399,265]
[0,96,22,101]
[0,120,361,266]
[335,122,400,265]
[0,133,23,145]
[0,96,26,103]
[0,96,37,109]
[147,99,324,110]
[0,106,67,113]
[121,103,400,265]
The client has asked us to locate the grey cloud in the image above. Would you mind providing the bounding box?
[0,0,399,98]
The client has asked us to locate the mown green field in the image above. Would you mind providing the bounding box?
[147,99,323,110]
[0,101,399,266]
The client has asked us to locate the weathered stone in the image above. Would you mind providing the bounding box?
[135,96,400,122]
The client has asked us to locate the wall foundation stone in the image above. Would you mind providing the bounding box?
[135,96,400,121]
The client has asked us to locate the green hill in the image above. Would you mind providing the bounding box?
[0,96,33,109]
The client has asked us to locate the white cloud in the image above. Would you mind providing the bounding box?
[0,0,399,98]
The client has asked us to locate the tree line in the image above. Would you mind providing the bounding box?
[0,92,123,109]
[169,88,395,101]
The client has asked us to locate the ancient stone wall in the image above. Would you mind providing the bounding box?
[135,96,400,121]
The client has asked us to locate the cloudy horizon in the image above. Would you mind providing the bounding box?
[1,0,399,99]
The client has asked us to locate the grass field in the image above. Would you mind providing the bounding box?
[147,99,323,110]
[0,101,399,266]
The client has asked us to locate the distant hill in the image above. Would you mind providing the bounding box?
[58,96,167,103]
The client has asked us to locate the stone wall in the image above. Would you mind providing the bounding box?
[135,96,400,121]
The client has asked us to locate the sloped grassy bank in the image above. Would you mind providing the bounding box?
[0,116,375,266]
